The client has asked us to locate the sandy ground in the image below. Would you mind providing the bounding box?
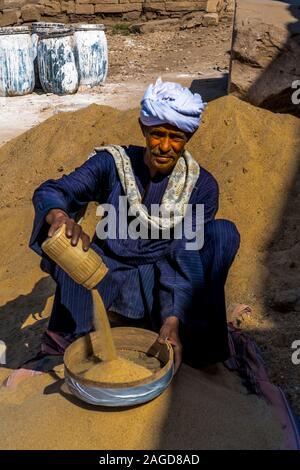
[0,363,283,450]
[1,93,300,421]
[0,14,232,146]
[1,10,300,439]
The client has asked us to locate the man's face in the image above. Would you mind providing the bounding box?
[141,122,191,175]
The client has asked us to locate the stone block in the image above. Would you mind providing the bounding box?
[206,0,217,12]
[206,0,224,13]
[95,3,142,13]
[229,0,300,117]
[0,0,27,11]
[61,0,76,14]
[0,8,20,25]
[165,1,206,12]
[40,1,61,16]
[144,2,166,12]
[76,0,117,3]
[123,10,141,20]
[21,4,43,22]
[75,3,94,14]
[180,11,203,29]
[202,12,218,26]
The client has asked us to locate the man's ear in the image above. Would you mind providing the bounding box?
[139,118,146,137]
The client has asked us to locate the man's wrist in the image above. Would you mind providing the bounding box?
[45,208,68,225]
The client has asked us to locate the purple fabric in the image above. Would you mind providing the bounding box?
[225,322,300,450]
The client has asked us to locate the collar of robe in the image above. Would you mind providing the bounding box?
[89,145,200,231]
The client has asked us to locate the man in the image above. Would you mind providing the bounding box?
[29,78,240,374]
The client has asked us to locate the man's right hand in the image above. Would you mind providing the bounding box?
[45,208,91,251]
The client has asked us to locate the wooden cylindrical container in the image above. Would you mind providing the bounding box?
[41,224,108,289]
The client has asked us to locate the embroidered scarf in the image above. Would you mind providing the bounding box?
[90,145,200,230]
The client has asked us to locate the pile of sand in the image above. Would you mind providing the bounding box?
[0,95,300,365]
[81,357,152,383]
[0,96,299,311]
[0,364,282,450]
[0,95,300,442]
[76,350,162,383]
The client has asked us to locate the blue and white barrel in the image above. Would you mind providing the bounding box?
[73,24,108,88]
[31,22,69,91]
[36,28,79,95]
[0,26,36,97]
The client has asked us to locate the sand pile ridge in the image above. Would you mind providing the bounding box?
[0,95,300,442]
[0,95,299,307]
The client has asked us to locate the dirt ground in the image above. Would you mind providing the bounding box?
[1,10,300,427]
[107,15,232,82]
[0,13,233,146]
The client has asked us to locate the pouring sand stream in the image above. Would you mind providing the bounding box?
[77,289,155,383]
[41,226,159,384]
[91,289,117,362]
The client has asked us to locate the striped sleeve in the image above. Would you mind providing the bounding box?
[29,151,116,255]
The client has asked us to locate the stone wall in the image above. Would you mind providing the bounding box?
[0,0,227,25]
[228,0,300,117]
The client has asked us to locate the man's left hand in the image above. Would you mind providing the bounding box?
[158,316,182,374]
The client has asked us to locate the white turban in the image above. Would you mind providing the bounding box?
[140,77,207,133]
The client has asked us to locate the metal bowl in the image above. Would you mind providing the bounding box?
[64,327,174,407]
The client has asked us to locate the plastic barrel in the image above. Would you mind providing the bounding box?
[36,28,79,95]
[0,26,35,97]
[31,22,69,90]
[73,24,108,88]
